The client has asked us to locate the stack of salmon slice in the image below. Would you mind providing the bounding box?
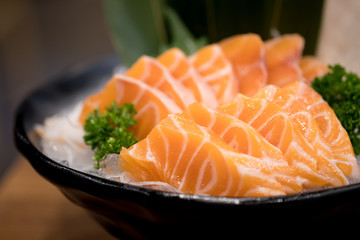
[79,33,360,197]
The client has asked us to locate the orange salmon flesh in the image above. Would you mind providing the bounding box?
[79,33,360,197]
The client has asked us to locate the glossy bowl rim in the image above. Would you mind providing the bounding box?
[13,55,360,208]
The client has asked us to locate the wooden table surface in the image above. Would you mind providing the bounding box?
[0,156,117,240]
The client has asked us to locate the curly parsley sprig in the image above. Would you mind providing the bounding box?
[83,102,138,168]
[312,64,360,155]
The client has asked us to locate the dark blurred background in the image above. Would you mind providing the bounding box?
[167,0,324,55]
[0,0,115,179]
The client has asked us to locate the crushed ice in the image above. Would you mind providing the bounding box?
[34,103,181,193]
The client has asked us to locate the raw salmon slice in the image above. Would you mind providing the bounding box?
[279,81,360,179]
[80,75,182,140]
[190,44,238,104]
[79,75,119,124]
[218,94,348,188]
[219,33,268,96]
[125,55,196,109]
[157,48,218,107]
[254,84,351,182]
[183,102,303,194]
[299,56,329,84]
[265,34,304,87]
[119,113,289,197]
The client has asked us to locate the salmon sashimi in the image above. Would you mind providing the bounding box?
[254,84,352,182]
[265,34,304,87]
[190,44,238,104]
[278,81,360,179]
[299,56,329,85]
[219,33,268,96]
[80,75,182,140]
[79,76,119,124]
[183,102,303,194]
[157,48,218,108]
[76,32,359,197]
[125,55,196,109]
[218,94,348,188]
[119,113,291,197]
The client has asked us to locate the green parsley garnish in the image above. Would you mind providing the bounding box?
[83,102,138,168]
[312,64,360,155]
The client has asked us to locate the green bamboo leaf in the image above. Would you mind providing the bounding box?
[103,0,167,66]
[161,5,208,55]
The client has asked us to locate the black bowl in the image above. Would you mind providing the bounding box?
[14,56,360,239]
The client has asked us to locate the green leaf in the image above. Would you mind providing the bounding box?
[160,5,208,55]
[103,0,168,66]
[103,0,208,66]
[83,102,138,169]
